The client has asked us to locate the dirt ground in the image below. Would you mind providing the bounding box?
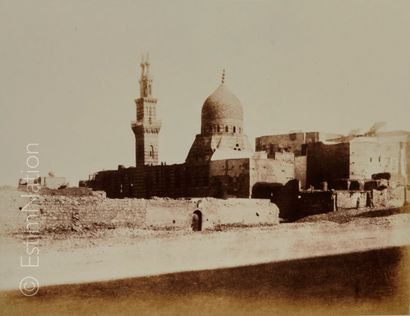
[1,247,409,316]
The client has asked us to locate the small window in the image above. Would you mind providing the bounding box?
[233,126,236,133]
[217,125,220,132]
[370,157,372,163]
[225,126,229,132]
[149,145,154,158]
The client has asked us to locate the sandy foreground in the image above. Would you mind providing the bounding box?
[1,187,410,291]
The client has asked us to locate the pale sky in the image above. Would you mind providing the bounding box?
[1,0,409,186]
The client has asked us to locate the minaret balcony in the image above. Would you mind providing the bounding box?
[131,120,161,130]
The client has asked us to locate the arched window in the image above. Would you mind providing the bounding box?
[225,126,229,132]
[233,126,236,133]
[149,145,154,158]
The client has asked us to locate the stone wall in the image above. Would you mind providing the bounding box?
[39,187,99,196]
[34,195,147,232]
[197,198,279,229]
[335,187,405,210]
[209,158,250,198]
[91,163,210,199]
[306,136,409,189]
[255,132,342,158]
[298,191,335,217]
[335,191,367,209]
[208,157,295,198]
[32,195,279,233]
[349,139,407,185]
[371,186,405,208]
[42,176,67,189]
[256,132,306,157]
[306,142,350,188]
[295,156,307,189]
[249,158,294,194]
[270,179,406,220]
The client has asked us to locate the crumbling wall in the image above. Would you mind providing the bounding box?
[34,195,148,232]
[39,187,98,196]
[32,195,279,233]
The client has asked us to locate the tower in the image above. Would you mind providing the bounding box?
[131,54,161,166]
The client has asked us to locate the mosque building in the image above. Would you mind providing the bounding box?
[83,58,295,198]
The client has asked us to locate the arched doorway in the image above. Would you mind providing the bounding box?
[191,210,202,232]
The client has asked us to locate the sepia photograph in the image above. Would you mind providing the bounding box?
[0,0,409,315]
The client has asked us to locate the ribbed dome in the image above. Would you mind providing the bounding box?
[201,84,243,134]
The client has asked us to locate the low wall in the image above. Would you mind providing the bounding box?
[34,195,148,232]
[335,187,405,210]
[335,191,367,209]
[372,187,405,208]
[197,198,279,230]
[272,181,407,220]
[144,199,193,230]
[298,191,335,217]
[31,195,279,233]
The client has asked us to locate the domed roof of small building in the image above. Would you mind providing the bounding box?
[201,84,243,129]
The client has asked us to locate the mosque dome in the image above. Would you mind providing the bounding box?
[201,83,244,134]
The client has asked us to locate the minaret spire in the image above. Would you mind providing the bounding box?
[139,52,153,98]
[145,52,150,74]
[140,55,145,75]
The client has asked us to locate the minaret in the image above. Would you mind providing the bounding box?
[131,54,161,166]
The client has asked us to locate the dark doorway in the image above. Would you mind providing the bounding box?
[191,211,202,232]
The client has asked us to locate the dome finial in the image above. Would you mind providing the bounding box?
[221,69,225,84]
